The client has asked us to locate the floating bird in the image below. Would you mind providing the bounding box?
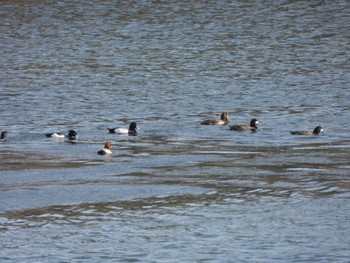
[290,126,324,136]
[108,122,138,136]
[97,141,112,155]
[229,118,259,131]
[45,130,77,140]
[200,112,229,125]
[1,131,8,141]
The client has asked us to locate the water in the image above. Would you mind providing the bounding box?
[1,0,350,262]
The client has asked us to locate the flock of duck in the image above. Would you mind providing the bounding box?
[199,112,324,135]
[0,112,324,156]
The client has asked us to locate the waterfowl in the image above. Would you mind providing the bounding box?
[97,141,112,155]
[45,130,77,140]
[108,122,138,136]
[230,118,259,131]
[1,131,7,141]
[200,112,229,125]
[290,126,323,136]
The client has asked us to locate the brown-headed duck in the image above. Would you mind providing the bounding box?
[200,112,229,125]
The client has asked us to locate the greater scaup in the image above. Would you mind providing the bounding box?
[290,126,324,136]
[229,118,259,131]
[108,122,138,136]
[46,130,77,140]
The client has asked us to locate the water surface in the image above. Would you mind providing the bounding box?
[1,0,350,262]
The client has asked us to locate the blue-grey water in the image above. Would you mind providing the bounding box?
[1,0,350,262]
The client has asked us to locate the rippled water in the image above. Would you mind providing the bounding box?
[1,0,350,262]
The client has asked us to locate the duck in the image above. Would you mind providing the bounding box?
[108,122,138,136]
[290,126,324,136]
[200,112,229,125]
[229,118,259,131]
[97,141,112,155]
[1,131,8,141]
[45,130,77,140]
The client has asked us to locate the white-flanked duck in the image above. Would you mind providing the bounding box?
[230,118,259,131]
[200,112,229,125]
[108,122,138,136]
[97,141,112,155]
[290,126,324,136]
[45,130,77,140]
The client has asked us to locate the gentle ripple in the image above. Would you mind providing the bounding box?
[1,0,350,262]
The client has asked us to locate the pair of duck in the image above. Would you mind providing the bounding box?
[201,112,258,130]
[98,122,138,155]
[200,112,259,131]
[44,122,138,140]
[200,112,324,135]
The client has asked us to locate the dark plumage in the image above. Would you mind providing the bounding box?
[229,118,259,131]
[67,130,77,140]
[108,122,138,136]
[290,126,323,136]
[200,112,229,125]
[1,131,8,141]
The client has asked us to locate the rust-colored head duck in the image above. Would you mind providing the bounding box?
[97,141,112,155]
[200,112,229,125]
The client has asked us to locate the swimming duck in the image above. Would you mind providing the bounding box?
[97,141,112,155]
[45,130,77,140]
[108,122,138,136]
[200,112,229,125]
[290,126,324,136]
[1,131,7,141]
[229,118,259,131]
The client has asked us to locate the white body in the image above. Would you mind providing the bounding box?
[100,148,112,155]
[114,128,129,134]
[51,133,65,138]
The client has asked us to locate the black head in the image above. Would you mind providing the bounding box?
[313,126,323,135]
[67,130,77,140]
[250,119,259,128]
[129,122,137,131]
[1,131,8,140]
